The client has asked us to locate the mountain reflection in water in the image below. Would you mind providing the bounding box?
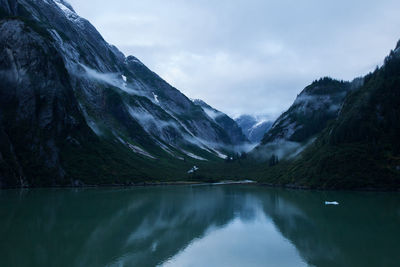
[0,185,399,267]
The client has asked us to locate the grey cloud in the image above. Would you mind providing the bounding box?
[68,0,400,118]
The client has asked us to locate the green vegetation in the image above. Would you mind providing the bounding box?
[191,51,400,191]
[1,0,399,190]
[251,51,400,190]
[262,77,351,144]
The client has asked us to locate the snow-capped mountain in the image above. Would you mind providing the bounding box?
[235,115,273,143]
[0,0,242,187]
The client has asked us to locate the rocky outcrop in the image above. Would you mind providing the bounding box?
[0,0,242,187]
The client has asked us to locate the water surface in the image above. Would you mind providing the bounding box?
[0,185,399,266]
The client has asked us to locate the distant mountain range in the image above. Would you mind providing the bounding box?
[235,115,273,143]
[192,99,248,145]
[0,0,399,189]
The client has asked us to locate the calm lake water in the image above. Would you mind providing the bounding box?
[0,185,399,267]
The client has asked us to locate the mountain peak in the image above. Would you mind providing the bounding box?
[192,99,249,144]
[126,55,144,65]
[192,99,212,109]
[53,0,76,13]
[394,39,400,55]
[0,0,247,187]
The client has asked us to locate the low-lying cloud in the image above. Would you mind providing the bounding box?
[251,138,316,161]
[69,0,400,118]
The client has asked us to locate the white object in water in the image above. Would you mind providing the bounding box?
[325,201,339,205]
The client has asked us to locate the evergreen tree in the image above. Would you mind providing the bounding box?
[269,154,279,166]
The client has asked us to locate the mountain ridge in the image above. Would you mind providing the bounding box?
[253,42,400,190]
[249,77,363,161]
[0,0,245,187]
[1,0,399,190]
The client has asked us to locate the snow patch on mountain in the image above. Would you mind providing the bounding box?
[252,119,268,129]
[236,115,273,143]
[53,0,75,11]
[152,92,159,103]
[115,135,156,159]
[54,0,84,27]
[213,149,228,159]
[181,150,207,161]
[127,143,156,159]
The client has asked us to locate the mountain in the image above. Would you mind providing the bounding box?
[192,99,248,145]
[261,77,363,144]
[1,0,399,190]
[251,77,363,160]
[255,41,400,190]
[235,115,273,143]
[0,0,241,188]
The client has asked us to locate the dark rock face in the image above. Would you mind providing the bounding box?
[260,77,361,145]
[254,42,400,190]
[192,99,248,145]
[0,0,242,187]
[298,51,400,189]
[249,77,364,161]
[0,19,89,187]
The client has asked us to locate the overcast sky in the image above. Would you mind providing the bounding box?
[69,0,400,119]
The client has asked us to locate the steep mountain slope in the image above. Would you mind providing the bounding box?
[192,99,248,145]
[257,41,400,190]
[261,77,360,144]
[235,115,273,143]
[251,77,362,160]
[0,0,238,187]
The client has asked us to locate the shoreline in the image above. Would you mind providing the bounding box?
[1,180,400,192]
[0,180,257,190]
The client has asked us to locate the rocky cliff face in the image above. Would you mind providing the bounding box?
[251,77,362,160]
[192,99,248,145]
[0,0,242,187]
[286,45,400,189]
[254,41,400,190]
[261,77,361,145]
